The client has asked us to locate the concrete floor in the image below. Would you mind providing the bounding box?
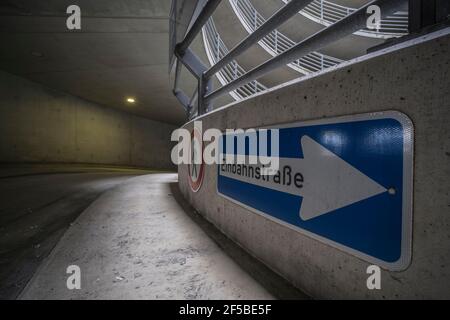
[12,172,280,300]
[0,166,150,299]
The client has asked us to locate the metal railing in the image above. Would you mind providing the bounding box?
[171,0,407,119]
[230,0,343,75]
[202,18,267,101]
[281,0,408,38]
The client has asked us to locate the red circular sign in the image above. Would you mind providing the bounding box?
[188,127,204,192]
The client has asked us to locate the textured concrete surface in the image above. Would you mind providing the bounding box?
[0,0,236,124]
[0,165,151,299]
[20,174,275,300]
[0,70,176,169]
[0,0,186,124]
[178,29,450,299]
[0,0,393,124]
[0,163,160,179]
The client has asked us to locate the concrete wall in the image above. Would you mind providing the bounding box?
[0,70,176,170]
[178,29,450,299]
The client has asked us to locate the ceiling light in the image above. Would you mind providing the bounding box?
[126,97,136,104]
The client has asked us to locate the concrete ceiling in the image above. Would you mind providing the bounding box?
[0,0,187,125]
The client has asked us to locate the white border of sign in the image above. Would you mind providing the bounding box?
[216,111,413,271]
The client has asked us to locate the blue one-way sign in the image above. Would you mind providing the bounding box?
[217,112,413,270]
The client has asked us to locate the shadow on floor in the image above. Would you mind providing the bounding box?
[169,182,310,300]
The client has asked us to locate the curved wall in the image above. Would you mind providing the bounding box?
[0,70,176,170]
[178,29,450,299]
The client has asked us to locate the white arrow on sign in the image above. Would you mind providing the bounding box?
[219,135,387,221]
